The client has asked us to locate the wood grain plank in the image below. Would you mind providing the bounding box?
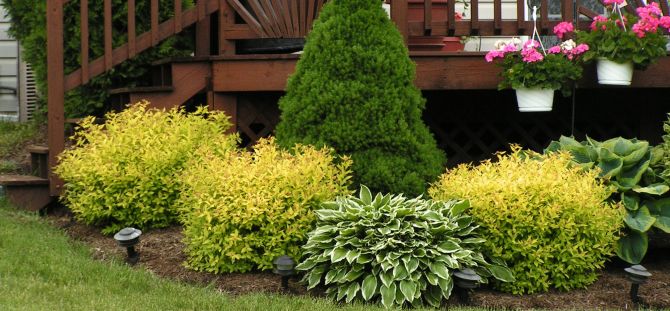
[80,0,89,84]
[128,0,136,57]
[152,0,159,45]
[46,0,65,195]
[175,0,182,32]
[227,0,267,37]
[104,0,112,70]
[424,0,432,35]
[470,0,479,32]
[494,0,501,33]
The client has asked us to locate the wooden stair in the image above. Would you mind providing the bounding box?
[109,59,212,109]
[0,145,53,211]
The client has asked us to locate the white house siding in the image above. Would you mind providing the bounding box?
[0,5,19,121]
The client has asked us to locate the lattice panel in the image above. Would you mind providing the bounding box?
[237,93,281,147]
[228,0,327,38]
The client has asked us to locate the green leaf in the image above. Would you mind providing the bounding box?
[356,253,373,264]
[437,275,453,299]
[617,231,648,264]
[307,270,323,289]
[331,247,348,263]
[359,185,372,205]
[345,249,360,264]
[380,270,393,287]
[361,275,378,301]
[618,152,651,189]
[449,200,470,216]
[380,283,397,308]
[393,262,408,280]
[622,193,640,211]
[430,262,449,280]
[488,264,515,282]
[633,183,670,196]
[624,206,656,233]
[295,258,317,271]
[405,257,420,274]
[344,269,365,282]
[345,282,360,303]
[437,240,459,253]
[597,148,623,178]
[399,280,417,303]
[645,198,670,233]
[425,272,439,285]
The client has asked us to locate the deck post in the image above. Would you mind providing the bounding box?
[46,0,65,195]
[196,0,212,56]
[210,93,238,134]
[218,0,236,55]
[391,0,408,43]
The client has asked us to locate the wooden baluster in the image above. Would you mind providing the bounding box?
[196,0,211,55]
[447,0,455,35]
[306,0,316,33]
[470,0,479,34]
[152,0,159,46]
[494,0,502,34]
[516,0,525,33]
[562,0,574,23]
[424,0,432,36]
[540,0,548,33]
[391,0,408,43]
[298,0,306,36]
[175,0,182,33]
[104,0,112,70]
[272,0,291,36]
[47,0,65,195]
[80,0,89,84]
[219,0,236,54]
[128,0,136,57]
[291,0,299,37]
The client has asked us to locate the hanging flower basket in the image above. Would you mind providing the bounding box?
[514,88,555,112]
[596,57,634,85]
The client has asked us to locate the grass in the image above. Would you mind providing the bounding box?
[0,199,487,311]
[0,120,40,173]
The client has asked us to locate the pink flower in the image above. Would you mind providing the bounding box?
[660,16,670,29]
[573,43,589,55]
[521,41,544,63]
[548,46,562,54]
[553,22,574,39]
[603,0,624,5]
[502,43,519,53]
[485,50,505,62]
[591,15,608,31]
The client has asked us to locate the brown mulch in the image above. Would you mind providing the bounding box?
[47,211,670,310]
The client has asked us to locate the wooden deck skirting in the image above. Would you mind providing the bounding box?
[46,0,670,195]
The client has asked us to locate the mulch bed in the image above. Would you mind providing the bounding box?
[47,210,670,310]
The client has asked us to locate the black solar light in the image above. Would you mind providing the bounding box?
[624,265,652,305]
[273,255,295,290]
[113,227,142,265]
[453,268,481,304]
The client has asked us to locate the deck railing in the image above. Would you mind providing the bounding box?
[45,0,670,194]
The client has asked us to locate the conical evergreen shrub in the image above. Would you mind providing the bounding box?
[275,0,446,195]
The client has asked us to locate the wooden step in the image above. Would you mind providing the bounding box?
[27,145,48,155]
[109,86,174,95]
[0,175,52,212]
[26,145,49,179]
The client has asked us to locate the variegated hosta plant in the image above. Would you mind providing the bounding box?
[296,186,514,308]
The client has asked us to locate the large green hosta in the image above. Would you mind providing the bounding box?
[546,136,670,264]
[296,186,514,308]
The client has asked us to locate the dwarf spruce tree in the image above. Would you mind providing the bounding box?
[275,0,446,195]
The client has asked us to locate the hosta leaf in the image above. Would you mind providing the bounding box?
[345,282,360,303]
[438,275,453,299]
[624,206,656,233]
[597,148,623,179]
[359,185,372,205]
[325,269,339,285]
[331,247,348,263]
[430,262,449,280]
[645,198,670,233]
[361,275,378,301]
[344,269,365,282]
[307,271,323,289]
[425,272,439,285]
[380,270,394,287]
[356,253,373,264]
[616,231,648,264]
[462,237,486,244]
[633,183,670,196]
[393,263,408,280]
[405,257,420,274]
[380,283,397,308]
[400,280,417,303]
[345,249,360,264]
[295,258,317,271]
[315,209,343,221]
[488,264,515,282]
[453,250,473,260]
[449,200,470,216]
[622,193,640,211]
[618,152,651,188]
[320,201,339,210]
[336,284,347,301]
[437,240,460,253]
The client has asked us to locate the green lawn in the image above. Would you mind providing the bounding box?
[0,199,487,311]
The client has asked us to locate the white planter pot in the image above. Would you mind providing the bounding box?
[514,88,555,112]
[596,58,633,85]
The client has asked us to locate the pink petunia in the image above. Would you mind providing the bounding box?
[591,15,608,31]
[553,22,574,39]
[547,46,562,54]
[485,50,505,62]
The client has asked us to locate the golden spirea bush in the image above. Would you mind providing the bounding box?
[55,102,236,234]
[178,137,352,273]
[428,148,623,294]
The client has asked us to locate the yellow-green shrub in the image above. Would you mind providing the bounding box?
[178,137,352,273]
[428,148,623,294]
[55,102,236,234]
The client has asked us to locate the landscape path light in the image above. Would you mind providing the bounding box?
[113,227,142,265]
[453,268,481,305]
[624,264,652,306]
[273,255,295,291]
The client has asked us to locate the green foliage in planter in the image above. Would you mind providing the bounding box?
[546,136,670,264]
[497,52,583,96]
[55,102,234,234]
[274,0,446,196]
[2,0,194,117]
[178,138,352,273]
[297,186,514,308]
[429,148,623,294]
